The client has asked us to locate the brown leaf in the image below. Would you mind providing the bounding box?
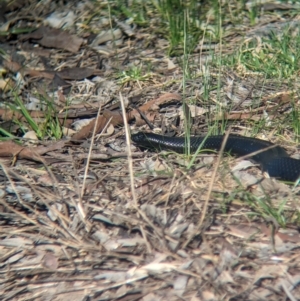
[26,68,97,80]
[48,73,71,94]
[35,140,67,155]
[277,231,300,243]
[71,93,182,140]
[139,92,182,111]
[20,26,83,53]
[71,115,109,141]
[42,253,59,270]
[128,92,182,121]
[227,224,259,239]
[0,141,44,162]
[24,69,55,79]
[0,108,70,126]
[57,67,96,80]
[4,58,96,81]
[0,78,15,91]
[3,59,23,73]
[0,140,66,163]
[103,109,124,125]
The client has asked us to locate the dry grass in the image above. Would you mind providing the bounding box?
[1,0,300,300]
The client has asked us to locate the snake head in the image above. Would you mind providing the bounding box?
[131,132,147,143]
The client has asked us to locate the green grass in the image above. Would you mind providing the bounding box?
[117,64,152,86]
[204,19,300,140]
[0,126,15,139]
[6,93,63,140]
[107,0,206,56]
[0,27,36,36]
[154,0,203,56]
[223,28,300,79]
[13,94,43,138]
[237,190,290,228]
[113,0,149,26]
[290,101,300,142]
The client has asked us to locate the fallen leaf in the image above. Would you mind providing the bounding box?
[174,275,188,290]
[24,69,55,79]
[2,59,23,73]
[0,140,66,162]
[91,29,122,46]
[71,115,110,141]
[178,104,208,119]
[253,264,288,285]
[23,131,38,140]
[227,224,259,239]
[42,253,59,270]
[57,67,96,80]
[48,73,71,93]
[46,11,76,29]
[0,78,15,91]
[25,67,98,80]
[0,141,44,162]
[20,26,83,53]
[72,93,182,140]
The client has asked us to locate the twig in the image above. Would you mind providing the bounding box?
[182,129,231,248]
[119,92,165,252]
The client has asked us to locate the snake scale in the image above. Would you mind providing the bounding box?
[131,132,300,182]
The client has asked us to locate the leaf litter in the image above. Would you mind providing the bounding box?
[0,1,300,301]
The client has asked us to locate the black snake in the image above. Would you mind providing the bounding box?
[131,132,300,182]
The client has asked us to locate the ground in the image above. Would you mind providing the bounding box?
[1,0,300,300]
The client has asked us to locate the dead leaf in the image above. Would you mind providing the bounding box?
[1,237,33,247]
[24,69,55,79]
[227,224,259,239]
[103,109,124,125]
[35,140,67,155]
[48,73,71,93]
[253,264,288,285]
[0,106,74,127]
[143,293,162,301]
[20,26,83,53]
[3,59,23,73]
[91,29,122,46]
[179,104,208,119]
[173,275,188,296]
[42,253,59,270]
[114,18,135,37]
[71,115,110,141]
[277,230,300,243]
[23,131,38,140]
[57,67,96,80]
[0,140,66,163]
[0,78,15,91]
[0,141,44,162]
[46,11,76,29]
[72,93,182,140]
[202,290,216,301]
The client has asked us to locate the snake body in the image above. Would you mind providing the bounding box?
[131,132,300,182]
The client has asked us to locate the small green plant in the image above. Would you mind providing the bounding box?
[247,2,260,26]
[10,93,63,140]
[13,94,43,138]
[117,65,152,86]
[224,27,300,79]
[0,126,15,139]
[226,187,289,228]
[112,0,149,26]
[290,100,300,142]
[154,0,202,56]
